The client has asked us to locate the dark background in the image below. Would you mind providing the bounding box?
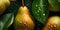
[4,0,60,30]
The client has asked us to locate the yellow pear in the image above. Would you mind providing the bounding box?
[4,0,10,7]
[14,6,35,30]
[43,16,60,30]
[0,0,10,15]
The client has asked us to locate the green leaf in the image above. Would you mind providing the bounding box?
[0,13,14,30]
[32,0,49,25]
[48,0,60,11]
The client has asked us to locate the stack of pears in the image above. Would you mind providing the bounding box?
[14,6,35,30]
[0,0,10,15]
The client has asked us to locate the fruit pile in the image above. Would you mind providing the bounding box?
[0,0,60,30]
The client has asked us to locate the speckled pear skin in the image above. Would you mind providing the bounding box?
[43,16,60,30]
[14,6,35,30]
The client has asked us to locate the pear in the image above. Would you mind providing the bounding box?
[14,6,35,30]
[0,0,5,15]
[0,0,10,15]
[43,16,60,30]
[4,0,10,7]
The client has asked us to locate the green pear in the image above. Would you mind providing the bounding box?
[0,0,10,15]
[14,6,35,30]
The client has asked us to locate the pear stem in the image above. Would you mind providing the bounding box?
[22,0,24,7]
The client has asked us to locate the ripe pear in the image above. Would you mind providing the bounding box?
[43,16,60,30]
[4,0,10,7]
[14,6,35,30]
[0,0,10,15]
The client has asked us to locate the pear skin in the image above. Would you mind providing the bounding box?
[4,0,10,7]
[43,16,60,30]
[0,0,10,15]
[0,0,5,15]
[14,6,35,30]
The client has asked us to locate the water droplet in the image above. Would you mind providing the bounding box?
[39,8,40,10]
[24,22,27,25]
[36,4,38,7]
[43,13,45,16]
[53,24,57,28]
[38,7,41,11]
[37,10,39,13]
[50,25,53,28]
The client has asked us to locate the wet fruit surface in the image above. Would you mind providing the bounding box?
[43,16,60,30]
[14,6,35,30]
